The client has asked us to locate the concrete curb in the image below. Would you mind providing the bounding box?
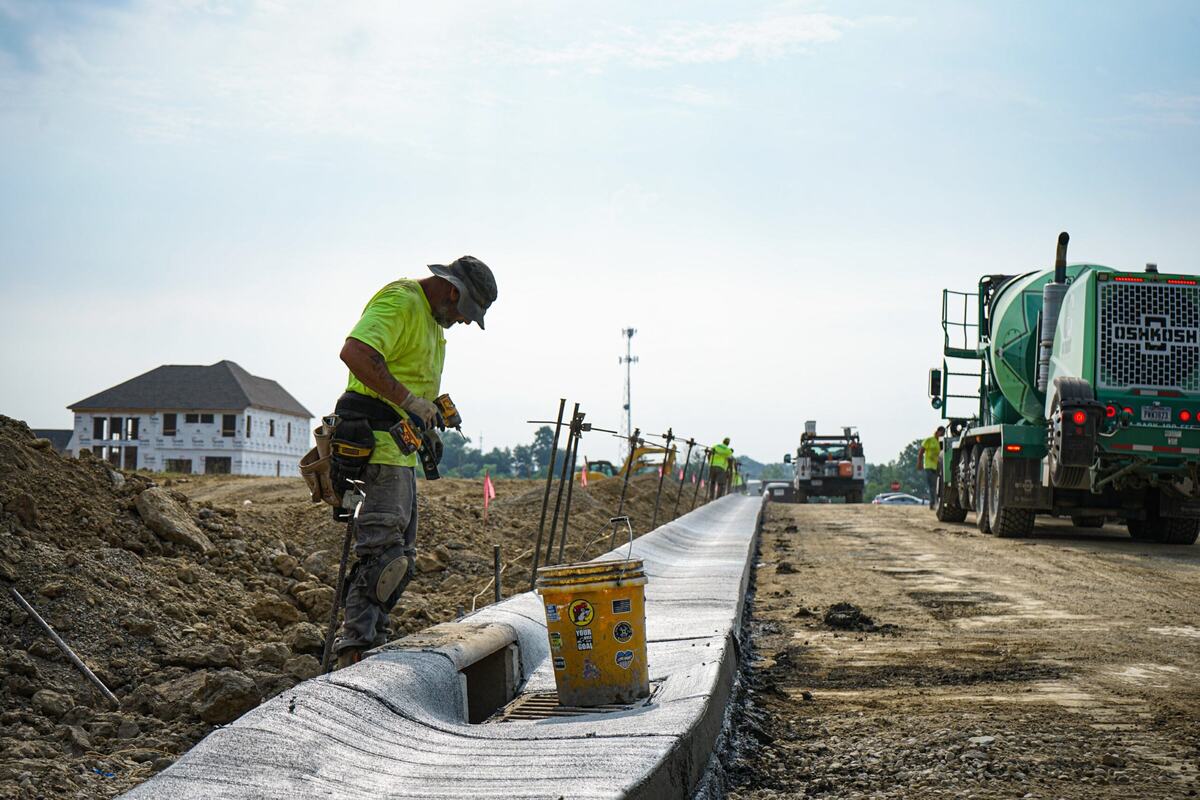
[123,494,762,799]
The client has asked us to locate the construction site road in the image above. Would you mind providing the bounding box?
[724,503,1200,799]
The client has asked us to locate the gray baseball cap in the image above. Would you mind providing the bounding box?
[428,256,498,329]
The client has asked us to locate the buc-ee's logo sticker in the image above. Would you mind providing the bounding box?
[613,621,634,643]
[569,599,594,627]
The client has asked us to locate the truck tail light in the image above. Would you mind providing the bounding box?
[1105,405,1116,418]
[1071,410,1088,425]
[1182,410,1193,422]
[1004,444,1022,453]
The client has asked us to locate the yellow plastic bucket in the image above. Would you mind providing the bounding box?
[535,559,649,706]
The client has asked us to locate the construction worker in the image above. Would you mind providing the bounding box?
[708,438,733,500]
[917,425,946,503]
[332,256,497,668]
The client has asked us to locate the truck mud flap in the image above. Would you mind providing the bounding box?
[1160,494,1200,519]
[1000,456,1050,509]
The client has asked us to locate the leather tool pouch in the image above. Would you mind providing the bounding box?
[300,447,339,505]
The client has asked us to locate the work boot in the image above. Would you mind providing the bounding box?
[336,648,363,670]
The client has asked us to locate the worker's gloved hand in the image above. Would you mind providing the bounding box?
[401,394,438,429]
[422,429,444,465]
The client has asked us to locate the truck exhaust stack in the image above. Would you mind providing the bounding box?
[1037,231,1070,393]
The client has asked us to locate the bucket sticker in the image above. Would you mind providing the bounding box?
[553,656,566,670]
[612,598,632,615]
[615,650,635,670]
[568,599,594,627]
[548,632,563,650]
[545,604,560,622]
[582,659,602,680]
[613,621,634,643]
[575,628,593,651]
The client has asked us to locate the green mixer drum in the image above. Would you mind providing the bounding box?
[988,265,1093,424]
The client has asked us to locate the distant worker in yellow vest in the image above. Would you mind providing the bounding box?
[709,438,734,500]
[916,425,946,504]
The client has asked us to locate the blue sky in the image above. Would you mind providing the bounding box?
[1,1,1198,464]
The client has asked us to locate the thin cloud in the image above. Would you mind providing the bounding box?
[513,12,854,69]
[1126,90,1200,126]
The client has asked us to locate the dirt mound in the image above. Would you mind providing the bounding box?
[0,415,694,798]
[823,601,876,630]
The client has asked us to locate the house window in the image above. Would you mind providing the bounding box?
[200,413,214,424]
[123,447,138,470]
[165,458,193,474]
[269,420,275,438]
[163,413,177,436]
[246,415,252,437]
[126,418,139,440]
[110,417,123,441]
[93,418,106,439]
[286,422,291,443]
[185,413,199,424]
[222,414,236,437]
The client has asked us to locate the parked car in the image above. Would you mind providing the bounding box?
[763,481,797,503]
[874,493,928,506]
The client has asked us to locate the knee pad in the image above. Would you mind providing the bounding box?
[374,545,416,605]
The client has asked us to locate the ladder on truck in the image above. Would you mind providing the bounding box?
[940,288,987,425]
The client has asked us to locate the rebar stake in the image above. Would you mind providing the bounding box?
[6,586,119,709]
[529,398,566,590]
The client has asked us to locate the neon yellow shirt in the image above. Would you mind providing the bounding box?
[346,279,445,466]
[921,435,941,470]
[711,443,733,469]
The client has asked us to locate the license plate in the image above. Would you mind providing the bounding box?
[773,489,785,497]
[811,479,823,486]
[1141,405,1171,423]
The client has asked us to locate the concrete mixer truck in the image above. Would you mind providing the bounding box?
[927,232,1199,544]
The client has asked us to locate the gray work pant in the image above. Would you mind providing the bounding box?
[335,464,418,653]
[708,466,726,500]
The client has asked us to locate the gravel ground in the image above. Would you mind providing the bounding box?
[722,501,1200,799]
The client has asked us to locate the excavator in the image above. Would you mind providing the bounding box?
[579,445,677,483]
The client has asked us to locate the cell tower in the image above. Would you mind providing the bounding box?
[619,327,638,442]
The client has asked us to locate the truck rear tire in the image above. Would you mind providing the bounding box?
[988,449,1036,538]
[846,489,863,504]
[1128,516,1200,545]
[934,473,968,523]
[975,448,994,534]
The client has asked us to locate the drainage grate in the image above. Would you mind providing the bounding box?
[487,685,658,723]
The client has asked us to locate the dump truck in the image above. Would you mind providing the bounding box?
[783,421,866,503]
[927,232,1200,544]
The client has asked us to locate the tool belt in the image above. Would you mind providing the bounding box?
[300,392,401,506]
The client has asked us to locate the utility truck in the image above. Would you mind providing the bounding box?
[928,232,1200,543]
[783,421,866,503]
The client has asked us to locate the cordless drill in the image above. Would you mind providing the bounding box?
[388,393,461,480]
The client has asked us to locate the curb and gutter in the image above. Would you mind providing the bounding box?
[124,494,762,799]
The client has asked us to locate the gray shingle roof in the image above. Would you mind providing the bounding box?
[32,429,73,452]
[70,361,313,418]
